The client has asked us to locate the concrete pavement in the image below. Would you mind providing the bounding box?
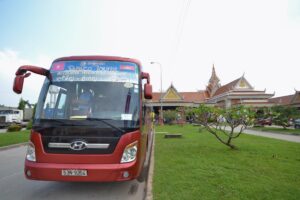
[221,126,300,143]
[0,129,7,133]
[0,146,146,200]
[243,128,300,143]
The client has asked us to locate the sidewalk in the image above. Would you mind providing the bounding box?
[243,128,300,143]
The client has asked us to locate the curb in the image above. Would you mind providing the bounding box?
[145,132,155,200]
[0,142,28,151]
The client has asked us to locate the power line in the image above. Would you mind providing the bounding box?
[173,0,192,58]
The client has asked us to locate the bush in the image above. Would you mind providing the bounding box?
[26,121,33,130]
[7,124,22,132]
[163,110,177,124]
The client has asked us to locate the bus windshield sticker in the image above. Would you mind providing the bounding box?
[121,114,132,120]
[50,61,139,83]
[124,82,133,88]
[52,62,65,71]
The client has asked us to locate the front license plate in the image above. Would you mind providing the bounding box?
[61,169,87,176]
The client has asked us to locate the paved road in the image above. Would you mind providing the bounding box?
[220,126,300,143]
[244,128,300,143]
[0,146,147,200]
[0,129,7,133]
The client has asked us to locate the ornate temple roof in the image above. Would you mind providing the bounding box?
[206,65,221,97]
[151,84,208,103]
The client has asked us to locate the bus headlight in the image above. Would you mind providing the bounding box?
[121,141,138,163]
[26,142,36,162]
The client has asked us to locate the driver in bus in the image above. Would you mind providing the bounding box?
[71,85,94,117]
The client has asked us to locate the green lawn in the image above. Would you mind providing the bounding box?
[153,125,300,200]
[0,130,30,147]
[251,126,300,135]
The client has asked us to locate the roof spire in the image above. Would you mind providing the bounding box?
[210,64,220,82]
[206,64,221,97]
[212,64,216,76]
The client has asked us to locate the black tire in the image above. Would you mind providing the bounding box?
[137,164,149,182]
[137,146,151,182]
[137,133,153,182]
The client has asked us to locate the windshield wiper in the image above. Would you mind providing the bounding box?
[86,118,125,133]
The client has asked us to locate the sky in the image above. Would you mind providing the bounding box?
[0,0,300,107]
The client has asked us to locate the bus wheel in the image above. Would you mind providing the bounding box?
[137,164,149,182]
[137,145,151,182]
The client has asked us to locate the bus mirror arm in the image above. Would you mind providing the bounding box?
[141,72,150,84]
[13,65,50,94]
[141,72,152,99]
[15,65,50,77]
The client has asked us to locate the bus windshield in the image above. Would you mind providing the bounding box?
[34,60,140,129]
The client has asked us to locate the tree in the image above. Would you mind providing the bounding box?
[254,107,271,119]
[271,105,300,129]
[17,98,26,110]
[17,98,33,110]
[194,104,255,149]
[32,103,37,120]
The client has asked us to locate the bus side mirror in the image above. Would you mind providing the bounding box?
[13,65,49,94]
[141,72,152,99]
[144,83,152,99]
[141,72,150,84]
[13,73,31,94]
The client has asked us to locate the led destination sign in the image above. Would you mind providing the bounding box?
[50,61,139,83]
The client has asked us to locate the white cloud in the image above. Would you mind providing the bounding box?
[1,0,299,103]
[150,0,300,96]
[92,0,300,96]
[0,49,53,107]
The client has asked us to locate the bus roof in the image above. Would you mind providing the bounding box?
[53,56,142,69]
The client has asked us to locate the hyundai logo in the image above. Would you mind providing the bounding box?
[70,141,87,151]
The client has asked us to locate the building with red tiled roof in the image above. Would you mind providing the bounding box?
[269,91,300,110]
[146,66,275,115]
[150,84,208,108]
[269,95,294,105]
[206,71,274,108]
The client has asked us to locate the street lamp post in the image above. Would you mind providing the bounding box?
[150,61,163,125]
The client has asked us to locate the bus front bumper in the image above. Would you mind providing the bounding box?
[24,160,138,182]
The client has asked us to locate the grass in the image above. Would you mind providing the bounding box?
[153,125,300,200]
[251,126,300,135]
[0,130,30,147]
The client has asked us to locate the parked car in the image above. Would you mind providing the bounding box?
[255,118,272,126]
[294,119,300,129]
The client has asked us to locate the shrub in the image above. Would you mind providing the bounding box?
[163,110,177,124]
[271,105,300,129]
[7,124,22,132]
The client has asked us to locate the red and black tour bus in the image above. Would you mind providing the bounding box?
[13,56,153,182]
